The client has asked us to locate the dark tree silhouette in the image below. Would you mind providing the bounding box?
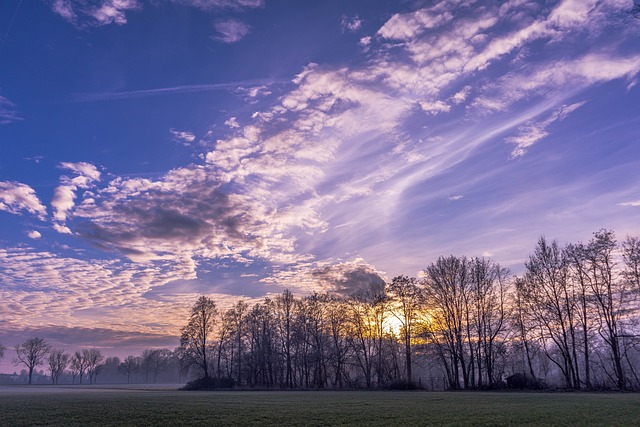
[48,349,70,385]
[84,348,104,384]
[14,337,51,384]
[118,355,141,383]
[388,275,421,386]
[180,295,218,379]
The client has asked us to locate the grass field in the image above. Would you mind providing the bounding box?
[0,386,639,426]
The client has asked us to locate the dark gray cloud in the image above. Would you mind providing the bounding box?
[312,263,386,297]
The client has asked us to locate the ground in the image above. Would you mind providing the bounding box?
[0,385,638,426]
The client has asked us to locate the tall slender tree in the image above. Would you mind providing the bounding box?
[388,275,422,386]
[179,296,218,379]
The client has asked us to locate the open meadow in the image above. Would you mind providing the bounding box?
[0,386,639,426]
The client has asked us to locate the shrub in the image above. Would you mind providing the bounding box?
[182,376,236,391]
[387,380,421,390]
[506,373,546,390]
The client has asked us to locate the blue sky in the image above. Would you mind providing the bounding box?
[1,0,640,364]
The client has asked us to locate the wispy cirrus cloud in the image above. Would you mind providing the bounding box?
[212,19,250,43]
[506,101,586,157]
[73,80,283,102]
[619,200,640,207]
[49,0,263,28]
[170,0,264,12]
[0,95,20,124]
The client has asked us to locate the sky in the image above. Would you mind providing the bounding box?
[1,0,640,369]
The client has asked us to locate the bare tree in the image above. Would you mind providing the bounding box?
[70,351,88,384]
[276,289,296,388]
[0,343,5,360]
[582,230,628,389]
[118,355,141,383]
[14,338,51,384]
[84,349,104,384]
[141,349,172,383]
[388,275,422,386]
[468,257,510,387]
[519,237,581,389]
[48,349,70,385]
[180,295,218,379]
[347,292,377,388]
[423,256,470,389]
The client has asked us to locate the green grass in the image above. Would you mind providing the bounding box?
[0,387,639,426]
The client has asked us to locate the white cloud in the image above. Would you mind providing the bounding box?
[239,85,272,98]
[506,101,586,157]
[52,162,101,228]
[27,230,42,239]
[225,117,240,128]
[618,200,640,207]
[448,195,464,201]
[49,0,141,27]
[377,7,453,40]
[92,0,140,25]
[420,100,451,115]
[213,19,250,43]
[0,181,47,220]
[170,128,196,145]
[341,15,363,32]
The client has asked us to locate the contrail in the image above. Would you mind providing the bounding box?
[73,79,288,102]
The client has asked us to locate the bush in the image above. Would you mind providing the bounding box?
[387,379,421,390]
[506,373,546,390]
[181,376,236,391]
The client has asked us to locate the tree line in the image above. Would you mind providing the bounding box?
[0,339,181,385]
[2,229,639,390]
[178,230,640,390]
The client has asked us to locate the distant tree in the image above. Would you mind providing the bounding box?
[0,343,6,360]
[84,349,104,384]
[101,357,121,382]
[70,351,88,384]
[179,296,218,379]
[118,355,141,383]
[48,349,70,385]
[14,338,51,384]
[142,349,173,383]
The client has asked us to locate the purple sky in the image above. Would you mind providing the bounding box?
[1,0,640,371]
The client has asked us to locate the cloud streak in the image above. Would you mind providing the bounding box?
[73,80,285,102]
